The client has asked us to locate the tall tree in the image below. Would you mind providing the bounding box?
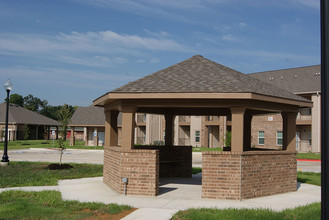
[6,93,24,106]
[23,94,48,112]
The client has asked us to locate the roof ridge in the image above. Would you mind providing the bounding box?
[249,64,320,75]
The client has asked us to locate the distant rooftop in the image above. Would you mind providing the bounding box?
[70,105,122,126]
[248,65,320,94]
[0,103,58,126]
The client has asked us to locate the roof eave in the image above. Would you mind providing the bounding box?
[93,92,312,108]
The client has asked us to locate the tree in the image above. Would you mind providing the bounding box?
[23,94,48,112]
[6,94,24,106]
[40,105,61,120]
[57,104,74,141]
[23,124,30,142]
[57,104,73,165]
[224,131,231,147]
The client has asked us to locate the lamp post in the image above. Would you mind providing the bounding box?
[1,79,12,165]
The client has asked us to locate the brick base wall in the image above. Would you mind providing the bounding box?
[134,146,192,178]
[202,151,297,200]
[241,152,297,199]
[103,146,159,196]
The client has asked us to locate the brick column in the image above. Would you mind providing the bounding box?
[282,112,298,151]
[105,110,119,146]
[231,107,246,152]
[243,114,252,150]
[164,114,175,146]
[121,107,136,149]
[70,126,75,146]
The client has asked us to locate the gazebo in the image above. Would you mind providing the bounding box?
[93,55,312,200]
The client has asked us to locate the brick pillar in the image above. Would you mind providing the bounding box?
[243,114,252,150]
[282,112,298,151]
[105,110,119,146]
[231,107,246,152]
[70,126,75,146]
[121,107,136,149]
[164,114,175,146]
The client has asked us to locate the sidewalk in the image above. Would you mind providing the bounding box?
[58,174,320,220]
[0,174,321,220]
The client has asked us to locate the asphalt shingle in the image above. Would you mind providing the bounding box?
[110,55,309,102]
[0,103,58,126]
[248,65,320,94]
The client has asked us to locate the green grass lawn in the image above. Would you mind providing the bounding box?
[192,147,223,152]
[1,140,104,150]
[0,190,133,220]
[171,202,320,220]
[192,167,202,174]
[297,171,321,186]
[297,153,321,160]
[0,161,103,188]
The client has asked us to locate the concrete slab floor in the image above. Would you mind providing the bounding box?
[58,173,321,212]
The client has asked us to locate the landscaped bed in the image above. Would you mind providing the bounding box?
[0,190,135,220]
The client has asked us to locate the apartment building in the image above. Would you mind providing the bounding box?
[249,65,321,153]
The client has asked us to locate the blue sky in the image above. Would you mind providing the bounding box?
[0,0,320,106]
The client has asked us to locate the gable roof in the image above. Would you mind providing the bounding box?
[248,65,320,94]
[105,55,309,103]
[70,105,122,126]
[0,103,58,126]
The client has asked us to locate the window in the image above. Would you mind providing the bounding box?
[195,130,200,143]
[258,131,265,145]
[276,131,283,146]
[308,131,312,146]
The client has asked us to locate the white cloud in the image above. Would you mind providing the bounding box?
[0,30,189,67]
[222,34,237,41]
[0,66,137,89]
[144,29,169,38]
[239,22,247,28]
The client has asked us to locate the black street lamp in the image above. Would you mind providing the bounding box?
[1,79,12,165]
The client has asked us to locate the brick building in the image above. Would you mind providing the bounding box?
[0,103,58,141]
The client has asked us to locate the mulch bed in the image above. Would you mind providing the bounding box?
[48,164,73,170]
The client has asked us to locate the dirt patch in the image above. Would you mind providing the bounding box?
[82,208,138,220]
[48,164,73,170]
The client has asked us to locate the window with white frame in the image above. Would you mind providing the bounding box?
[308,131,312,146]
[276,131,283,146]
[195,130,200,143]
[258,131,265,145]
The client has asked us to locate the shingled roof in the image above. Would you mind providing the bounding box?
[248,65,320,94]
[108,55,309,103]
[0,103,58,126]
[70,105,122,126]
[70,106,105,126]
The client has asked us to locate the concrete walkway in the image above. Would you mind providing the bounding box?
[0,173,321,220]
[57,174,320,219]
